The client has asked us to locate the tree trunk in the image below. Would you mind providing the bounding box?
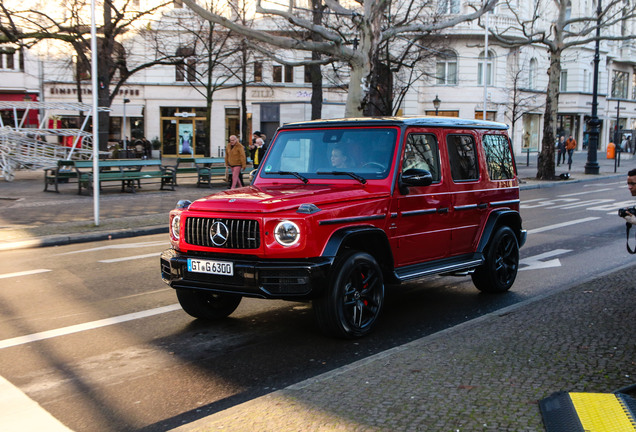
[365,58,392,116]
[536,50,561,180]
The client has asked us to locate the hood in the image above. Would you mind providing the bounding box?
[187,184,389,214]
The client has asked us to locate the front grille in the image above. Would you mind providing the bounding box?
[184,217,260,249]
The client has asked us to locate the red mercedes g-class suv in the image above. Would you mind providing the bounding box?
[161,117,526,338]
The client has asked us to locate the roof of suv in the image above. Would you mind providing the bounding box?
[280,116,509,131]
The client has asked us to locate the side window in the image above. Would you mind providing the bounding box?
[483,134,515,180]
[402,133,440,182]
[447,135,478,181]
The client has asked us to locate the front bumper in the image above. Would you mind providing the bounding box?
[160,249,333,300]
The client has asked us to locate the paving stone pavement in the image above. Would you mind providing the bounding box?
[1,153,635,431]
[170,264,635,432]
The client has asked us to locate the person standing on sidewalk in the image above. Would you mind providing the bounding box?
[225,135,246,189]
[565,135,577,168]
[557,136,566,166]
[624,168,636,226]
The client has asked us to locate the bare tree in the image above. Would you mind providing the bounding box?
[491,0,636,179]
[182,0,496,117]
[148,3,240,155]
[0,0,175,150]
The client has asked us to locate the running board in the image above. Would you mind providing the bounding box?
[393,254,484,282]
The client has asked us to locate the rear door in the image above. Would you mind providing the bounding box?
[445,131,487,256]
[390,130,451,266]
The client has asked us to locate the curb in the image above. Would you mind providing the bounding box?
[0,225,168,251]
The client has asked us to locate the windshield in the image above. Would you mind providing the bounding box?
[260,127,398,181]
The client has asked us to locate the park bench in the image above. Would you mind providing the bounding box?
[170,157,224,185]
[44,160,79,193]
[74,159,175,195]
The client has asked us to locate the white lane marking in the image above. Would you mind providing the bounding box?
[520,249,571,271]
[56,240,168,256]
[98,252,159,263]
[0,376,72,432]
[558,188,614,197]
[0,304,181,350]
[527,217,600,234]
[0,269,51,280]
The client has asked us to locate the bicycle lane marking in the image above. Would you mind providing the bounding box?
[526,217,601,234]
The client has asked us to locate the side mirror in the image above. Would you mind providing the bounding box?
[399,168,433,194]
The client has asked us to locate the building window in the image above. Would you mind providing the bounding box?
[611,70,628,98]
[0,49,15,70]
[254,61,263,82]
[528,58,537,89]
[560,70,568,92]
[175,47,195,82]
[632,73,636,100]
[304,64,312,83]
[583,69,590,93]
[284,65,293,83]
[438,0,460,14]
[273,65,282,83]
[477,50,494,86]
[436,51,458,85]
[475,111,496,121]
[186,58,196,82]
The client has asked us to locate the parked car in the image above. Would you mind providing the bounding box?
[160,117,526,338]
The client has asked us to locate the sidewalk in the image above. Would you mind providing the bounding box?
[170,263,636,432]
[1,153,635,431]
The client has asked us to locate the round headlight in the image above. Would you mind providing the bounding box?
[274,220,300,246]
[171,215,181,240]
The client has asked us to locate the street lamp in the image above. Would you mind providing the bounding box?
[584,0,602,174]
[433,95,441,116]
[122,98,130,156]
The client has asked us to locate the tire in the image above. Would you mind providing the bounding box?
[472,226,519,293]
[176,289,242,320]
[313,251,384,338]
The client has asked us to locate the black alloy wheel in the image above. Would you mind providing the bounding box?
[472,225,519,293]
[314,250,385,338]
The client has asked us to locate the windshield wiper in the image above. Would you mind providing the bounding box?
[317,171,367,184]
[267,171,309,184]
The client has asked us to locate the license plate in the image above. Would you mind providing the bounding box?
[187,258,234,276]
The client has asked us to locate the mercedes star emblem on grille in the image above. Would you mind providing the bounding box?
[210,221,229,246]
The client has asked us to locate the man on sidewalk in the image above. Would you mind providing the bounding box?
[556,136,566,166]
[565,135,577,168]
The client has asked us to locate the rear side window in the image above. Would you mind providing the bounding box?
[483,134,515,180]
[447,135,478,181]
[403,133,441,182]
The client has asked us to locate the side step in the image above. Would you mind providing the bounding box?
[393,253,484,282]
